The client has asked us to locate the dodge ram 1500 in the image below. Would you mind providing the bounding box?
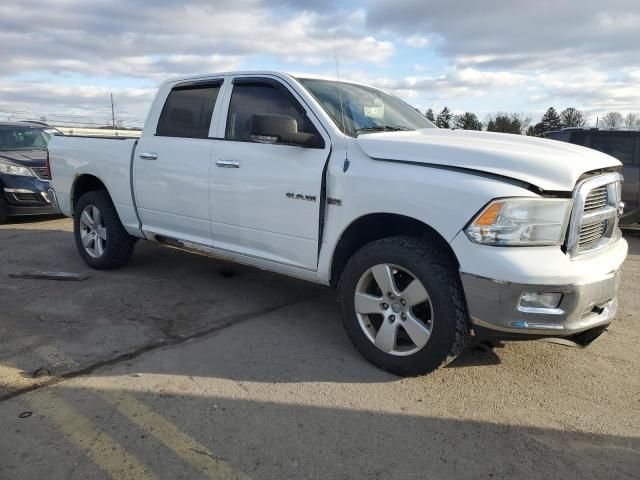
[47,71,628,375]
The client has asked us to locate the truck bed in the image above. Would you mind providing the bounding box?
[48,135,140,233]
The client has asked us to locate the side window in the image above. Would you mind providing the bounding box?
[156,83,221,138]
[225,81,320,145]
[590,134,635,165]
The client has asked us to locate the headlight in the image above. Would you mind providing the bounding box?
[465,197,572,246]
[0,160,34,177]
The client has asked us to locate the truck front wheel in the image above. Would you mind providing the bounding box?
[338,236,470,376]
[74,191,135,270]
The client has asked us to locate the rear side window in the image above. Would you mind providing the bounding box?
[225,82,317,142]
[156,83,221,138]
[590,134,635,164]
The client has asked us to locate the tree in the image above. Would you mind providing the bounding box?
[600,111,624,128]
[453,112,482,130]
[624,112,640,129]
[528,122,547,136]
[486,113,523,134]
[540,107,562,132]
[425,108,435,122]
[435,107,453,128]
[560,107,587,128]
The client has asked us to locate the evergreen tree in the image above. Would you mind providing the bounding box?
[486,113,522,134]
[435,107,453,128]
[425,108,435,122]
[453,112,482,130]
[540,107,562,132]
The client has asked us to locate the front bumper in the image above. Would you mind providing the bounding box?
[1,173,58,217]
[461,269,620,337]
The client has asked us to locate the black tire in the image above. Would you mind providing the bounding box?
[73,190,135,270]
[338,236,470,376]
[0,197,7,224]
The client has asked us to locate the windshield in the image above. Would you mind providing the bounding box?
[297,78,435,137]
[0,126,53,151]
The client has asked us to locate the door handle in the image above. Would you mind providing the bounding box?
[216,159,240,168]
[139,152,158,160]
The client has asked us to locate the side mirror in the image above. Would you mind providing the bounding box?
[250,113,323,148]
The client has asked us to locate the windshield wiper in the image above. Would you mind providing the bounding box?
[355,125,413,136]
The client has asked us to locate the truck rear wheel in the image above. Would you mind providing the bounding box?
[338,236,470,376]
[74,190,135,270]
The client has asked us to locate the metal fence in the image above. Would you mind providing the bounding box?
[53,126,142,137]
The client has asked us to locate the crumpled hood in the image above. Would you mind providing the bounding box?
[0,149,46,167]
[356,129,621,191]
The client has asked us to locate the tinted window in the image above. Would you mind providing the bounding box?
[0,126,50,151]
[225,82,316,142]
[590,134,635,164]
[157,84,220,138]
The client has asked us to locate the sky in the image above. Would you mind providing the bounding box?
[0,0,639,127]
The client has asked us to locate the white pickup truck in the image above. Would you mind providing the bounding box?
[48,71,628,375]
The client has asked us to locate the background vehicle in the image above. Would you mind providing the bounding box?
[546,128,639,225]
[0,122,59,223]
[48,72,627,376]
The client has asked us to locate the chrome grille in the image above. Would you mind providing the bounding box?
[578,221,606,251]
[583,186,607,211]
[30,166,51,181]
[566,172,622,257]
[11,192,41,203]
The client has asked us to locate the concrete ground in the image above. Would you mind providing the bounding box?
[0,216,638,479]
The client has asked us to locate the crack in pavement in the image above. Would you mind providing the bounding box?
[0,293,322,403]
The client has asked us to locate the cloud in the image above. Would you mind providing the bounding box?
[0,1,392,80]
[367,0,640,68]
[0,80,155,125]
[0,0,394,124]
[404,35,431,48]
[0,0,638,124]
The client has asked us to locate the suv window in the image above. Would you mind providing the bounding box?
[157,83,221,138]
[225,81,317,143]
[590,134,635,165]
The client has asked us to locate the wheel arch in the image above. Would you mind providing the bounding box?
[329,213,459,288]
[71,174,109,213]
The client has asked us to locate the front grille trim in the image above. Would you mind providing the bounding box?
[30,166,51,181]
[566,172,622,258]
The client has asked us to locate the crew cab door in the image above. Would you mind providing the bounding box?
[209,76,330,270]
[133,79,224,245]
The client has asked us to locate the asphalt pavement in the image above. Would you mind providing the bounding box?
[1,217,638,479]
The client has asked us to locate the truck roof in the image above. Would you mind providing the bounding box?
[162,70,374,89]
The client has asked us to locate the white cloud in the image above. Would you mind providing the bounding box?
[404,35,431,48]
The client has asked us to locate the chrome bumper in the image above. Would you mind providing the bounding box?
[46,187,61,212]
[461,270,620,336]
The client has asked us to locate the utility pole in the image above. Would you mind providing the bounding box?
[110,93,116,129]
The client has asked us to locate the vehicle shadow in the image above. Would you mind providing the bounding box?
[1,214,65,225]
[623,229,640,255]
[0,225,596,391]
[1,384,638,479]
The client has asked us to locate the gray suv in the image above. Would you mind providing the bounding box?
[546,128,639,225]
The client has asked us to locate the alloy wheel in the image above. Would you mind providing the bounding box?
[354,263,434,356]
[79,204,107,258]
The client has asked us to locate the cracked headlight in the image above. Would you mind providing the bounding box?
[0,160,34,177]
[465,198,572,246]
